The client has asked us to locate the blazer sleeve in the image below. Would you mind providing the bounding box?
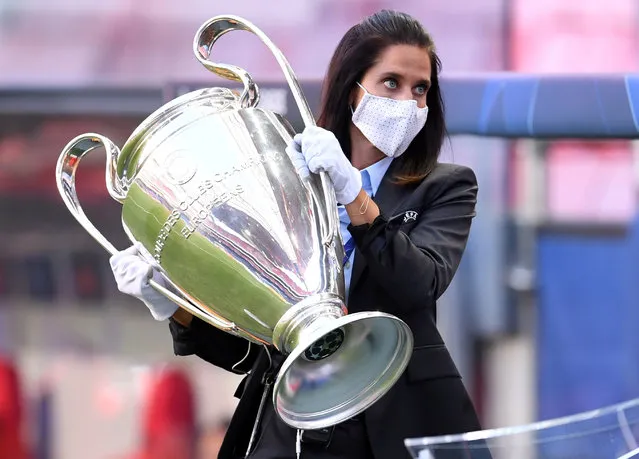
[168,316,261,374]
[347,165,478,314]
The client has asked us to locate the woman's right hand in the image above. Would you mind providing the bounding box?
[109,243,179,321]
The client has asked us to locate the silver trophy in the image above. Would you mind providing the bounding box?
[56,15,413,430]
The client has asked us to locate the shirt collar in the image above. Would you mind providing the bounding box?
[362,156,393,196]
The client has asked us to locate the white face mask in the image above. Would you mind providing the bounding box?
[351,82,429,158]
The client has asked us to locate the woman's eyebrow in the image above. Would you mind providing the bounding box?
[378,71,403,80]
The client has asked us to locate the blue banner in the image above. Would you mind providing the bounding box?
[166,73,639,138]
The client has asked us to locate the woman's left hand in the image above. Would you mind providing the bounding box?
[291,126,362,205]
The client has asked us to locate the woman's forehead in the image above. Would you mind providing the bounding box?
[368,45,432,81]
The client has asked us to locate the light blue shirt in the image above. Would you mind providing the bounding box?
[338,156,393,301]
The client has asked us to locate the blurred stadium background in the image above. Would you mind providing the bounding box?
[0,0,638,458]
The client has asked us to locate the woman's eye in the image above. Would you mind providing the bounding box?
[383,79,398,89]
[415,85,428,95]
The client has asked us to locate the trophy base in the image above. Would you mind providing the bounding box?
[272,311,413,430]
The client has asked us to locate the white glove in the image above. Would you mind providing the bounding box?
[286,140,310,179]
[293,126,362,205]
[109,243,179,321]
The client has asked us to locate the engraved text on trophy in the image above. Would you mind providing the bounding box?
[153,150,280,262]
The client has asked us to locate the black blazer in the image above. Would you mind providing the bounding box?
[169,162,482,458]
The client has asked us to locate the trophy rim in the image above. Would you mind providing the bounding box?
[114,87,242,193]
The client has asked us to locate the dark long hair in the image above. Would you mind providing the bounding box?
[317,10,445,184]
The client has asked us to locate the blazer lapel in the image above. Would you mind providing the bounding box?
[348,160,407,298]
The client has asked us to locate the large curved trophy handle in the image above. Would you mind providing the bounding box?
[193,15,339,247]
[56,134,128,252]
[56,134,236,332]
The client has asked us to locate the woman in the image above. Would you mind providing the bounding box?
[110,9,482,459]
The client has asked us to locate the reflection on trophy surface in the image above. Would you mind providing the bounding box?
[55,14,413,430]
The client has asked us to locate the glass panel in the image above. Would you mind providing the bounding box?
[406,398,639,459]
